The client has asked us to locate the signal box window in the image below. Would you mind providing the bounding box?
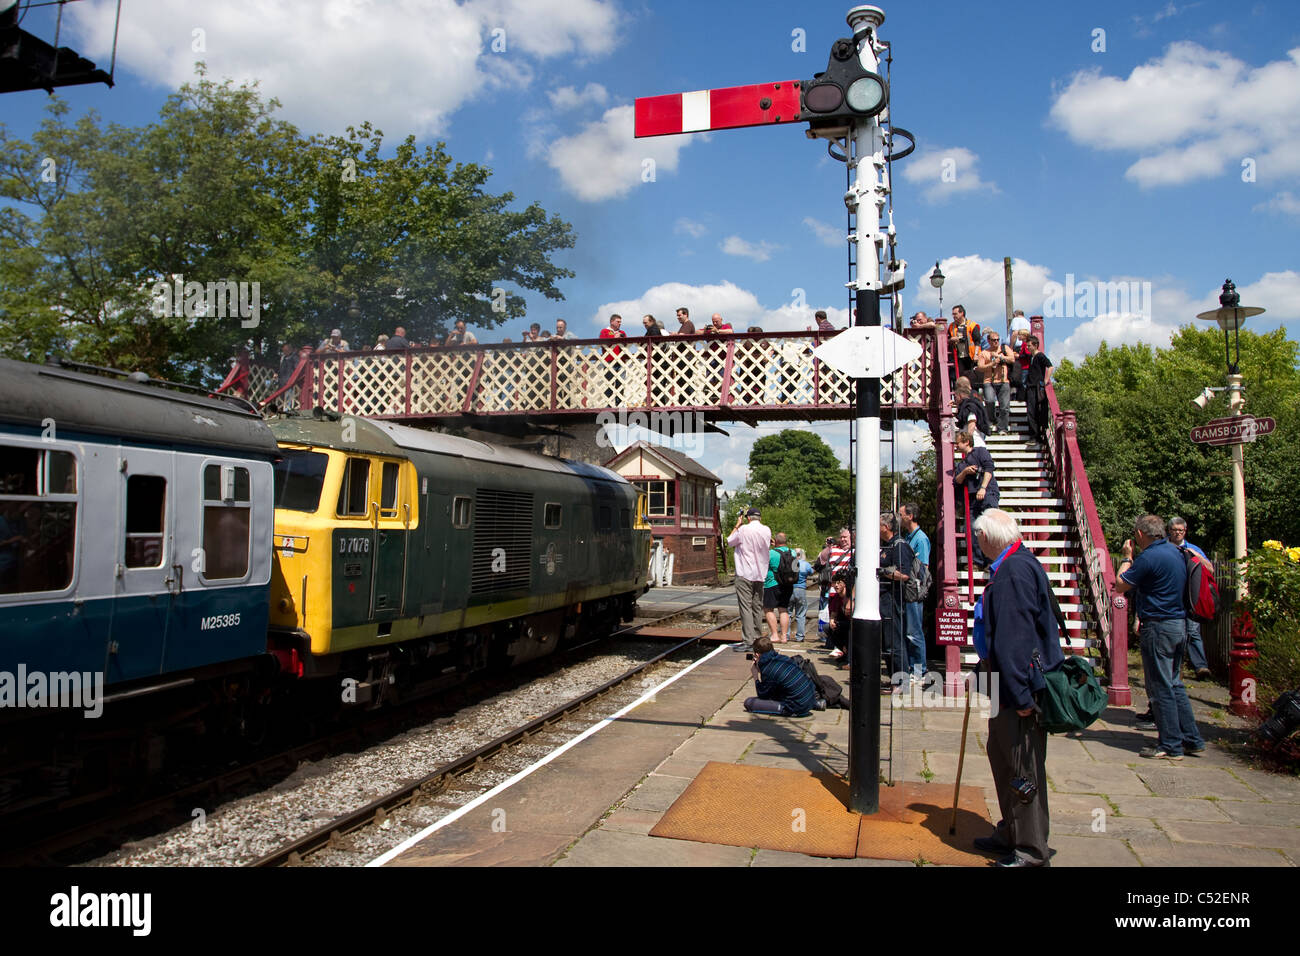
[337,458,371,517]
[380,462,400,517]
[452,496,472,528]
[125,474,166,568]
[544,503,562,529]
[202,464,251,580]
[0,446,77,594]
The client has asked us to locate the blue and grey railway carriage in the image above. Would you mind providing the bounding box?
[0,358,277,694]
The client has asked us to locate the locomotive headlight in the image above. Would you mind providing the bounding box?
[845,75,885,114]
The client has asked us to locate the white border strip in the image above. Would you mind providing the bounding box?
[680,89,711,132]
[366,642,731,866]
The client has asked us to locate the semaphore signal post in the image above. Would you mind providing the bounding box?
[636,5,919,814]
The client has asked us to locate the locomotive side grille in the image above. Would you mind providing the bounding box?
[470,489,535,594]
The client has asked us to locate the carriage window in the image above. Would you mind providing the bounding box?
[0,446,77,595]
[125,474,166,568]
[273,451,328,512]
[452,496,472,528]
[202,465,250,580]
[598,506,612,531]
[544,503,562,529]
[380,462,400,516]
[337,458,371,517]
[620,508,630,529]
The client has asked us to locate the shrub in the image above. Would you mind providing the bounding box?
[1243,542,1300,718]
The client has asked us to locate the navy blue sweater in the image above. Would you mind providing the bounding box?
[984,546,1063,711]
[754,650,819,717]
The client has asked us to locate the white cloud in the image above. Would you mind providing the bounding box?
[545,105,696,201]
[1254,191,1300,217]
[803,217,843,248]
[1049,43,1300,187]
[720,235,780,262]
[1048,271,1300,363]
[899,146,998,203]
[547,82,609,111]
[675,218,708,238]
[1053,312,1181,365]
[68,0,619,138]
[588,280,847,337]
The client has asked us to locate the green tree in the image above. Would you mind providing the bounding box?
[748,430,851,531]
[1054,327,1300,554]
[0,67,576,382]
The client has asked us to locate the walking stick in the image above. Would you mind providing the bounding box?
[950,674,973,835]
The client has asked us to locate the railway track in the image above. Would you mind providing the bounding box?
[1,593,735,866]
[254,613,740,867]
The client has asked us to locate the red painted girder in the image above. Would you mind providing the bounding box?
[634,81,803,137]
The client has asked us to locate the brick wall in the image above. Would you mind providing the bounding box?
[659,533,719,586]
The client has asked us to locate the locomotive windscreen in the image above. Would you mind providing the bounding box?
[272,450,329,513]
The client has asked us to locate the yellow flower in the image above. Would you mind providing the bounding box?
[1289,548,1300,563]
[1263,540,1284,551]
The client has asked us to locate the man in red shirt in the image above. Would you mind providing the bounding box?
[599,313,626,400]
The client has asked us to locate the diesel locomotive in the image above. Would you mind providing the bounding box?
[0,357,651,728]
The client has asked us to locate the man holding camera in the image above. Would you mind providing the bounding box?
[744,636,821,716]
[972,509,1060,867]
[727,507,771,652]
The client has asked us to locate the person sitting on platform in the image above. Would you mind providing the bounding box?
[744,636,822,717]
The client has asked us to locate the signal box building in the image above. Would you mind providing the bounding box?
[605,441,721,586]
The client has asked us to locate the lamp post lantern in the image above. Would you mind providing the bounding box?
[930,261,945,318]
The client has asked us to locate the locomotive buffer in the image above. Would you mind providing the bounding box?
[636,5,918,814]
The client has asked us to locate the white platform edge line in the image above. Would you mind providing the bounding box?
[366,642,732,867]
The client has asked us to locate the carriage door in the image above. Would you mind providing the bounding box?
[419,484,449,617]
[112,449,175,680]
[371,460,407,621]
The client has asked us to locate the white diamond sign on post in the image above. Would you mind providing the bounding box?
[814,325,923,379]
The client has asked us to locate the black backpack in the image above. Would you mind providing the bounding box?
[775,547,798,587]
[903,553,932,604]
[792,655,849,710]
[958,395,989,435]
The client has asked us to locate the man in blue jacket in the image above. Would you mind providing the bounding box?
[973,508,1062,868]
[744,636,821,717]
[1115,514,1206,760]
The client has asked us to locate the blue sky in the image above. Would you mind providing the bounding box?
[5,0,1299,491]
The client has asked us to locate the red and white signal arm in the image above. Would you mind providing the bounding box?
[635,81,802,137]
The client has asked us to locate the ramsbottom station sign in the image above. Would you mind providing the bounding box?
[1190,416,1276,446]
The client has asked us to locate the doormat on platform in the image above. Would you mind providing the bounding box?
[648,761,993,865]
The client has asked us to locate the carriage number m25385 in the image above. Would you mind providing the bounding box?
[200,613,241,630]
[339,537,371,554]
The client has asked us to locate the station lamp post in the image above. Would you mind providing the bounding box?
[1195,279,1265,567]
[930,262,945,318]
